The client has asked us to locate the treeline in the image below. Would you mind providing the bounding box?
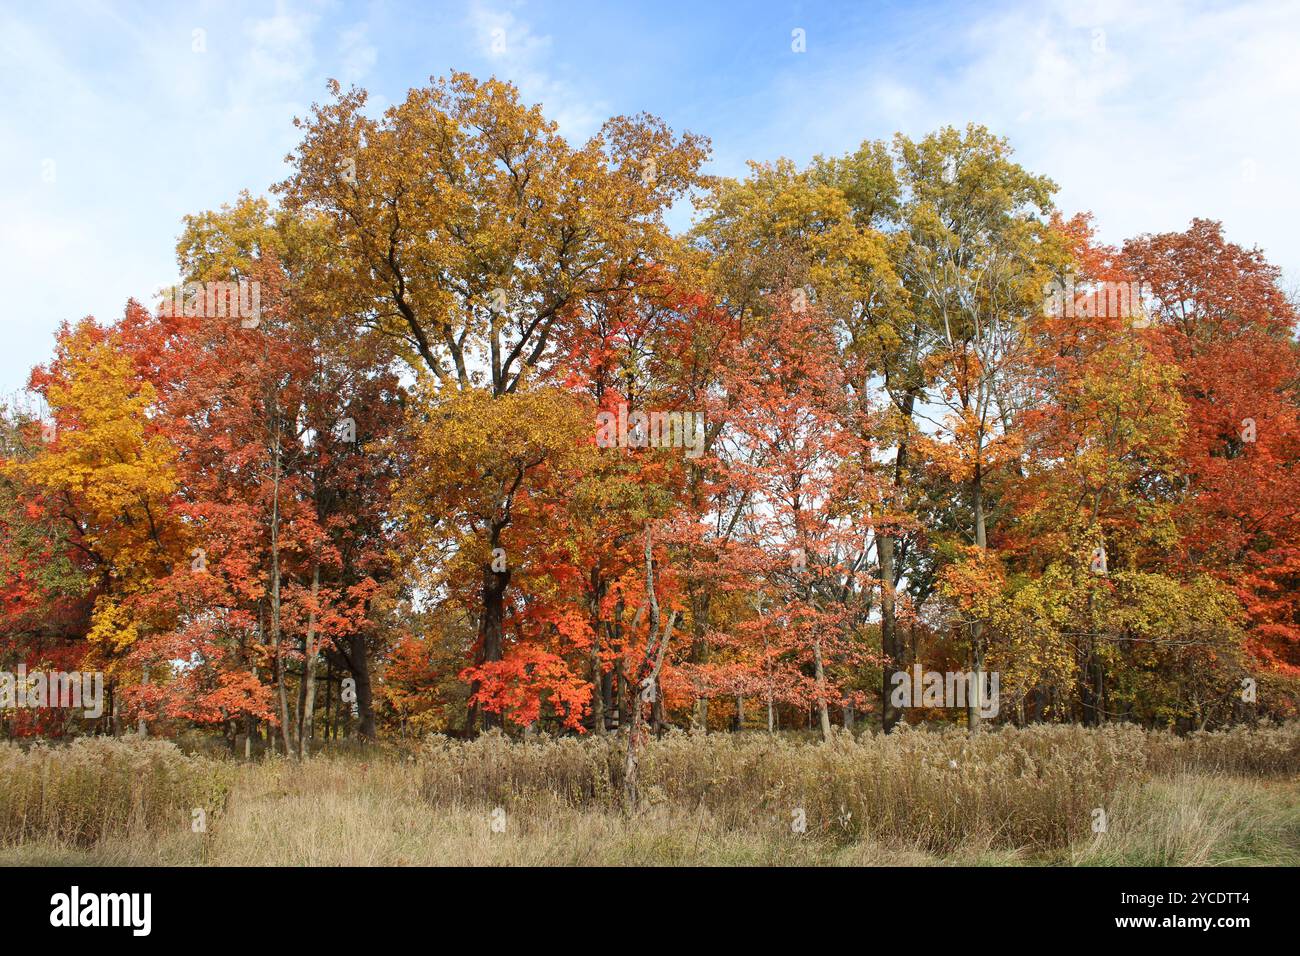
[2,73,1298,750]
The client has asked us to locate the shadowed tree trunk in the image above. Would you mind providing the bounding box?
[326,630,376,742]
[879,532,899,733]
[588,568,606,735]
[467,470,527,735]
[297,562,321,759]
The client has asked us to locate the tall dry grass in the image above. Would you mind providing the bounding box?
[1143,722,1300,776]
[0,737,231,847]
[1,723,1296,864]
[418,722,1300,853]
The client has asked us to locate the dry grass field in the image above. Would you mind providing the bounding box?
[2,723,1298,866]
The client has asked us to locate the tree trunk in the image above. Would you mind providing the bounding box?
[349,632,377,742]
[600,668,614,732]
[137,664,149,736]
[623,688,646,811]
[294,661,306,746]
[968,626,986,733]
[812,634,832,742]
[297,563,321,759]
[688,588,710,731]
[617,660,632,735]
[967,466,987,735]
[588,570,606,735]
[269,428,293,756]
[623,527,676,811]
[879,390,915,733]
[471,547,510,733]
[879,532,900,733]
[761,621,775,733]
[324,665,333,745]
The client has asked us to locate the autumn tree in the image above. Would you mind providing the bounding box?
[277,73,708,732]
[692,154,898,730]
[0,399,95,736]
[1122,220,1300,682]
[10,316,188,732]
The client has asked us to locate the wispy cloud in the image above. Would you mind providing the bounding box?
[465,0,605,138]
[0,0,1295,396]
[737,0,1298,284]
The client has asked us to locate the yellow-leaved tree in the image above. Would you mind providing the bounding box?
[11,317,184,721]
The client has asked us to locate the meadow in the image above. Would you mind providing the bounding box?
[2,723,1298,867]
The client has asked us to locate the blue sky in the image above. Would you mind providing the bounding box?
[3,0,1298,395]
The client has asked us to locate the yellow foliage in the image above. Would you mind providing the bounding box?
[9,322,185,651]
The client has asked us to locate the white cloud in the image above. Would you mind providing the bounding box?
[970,0,1299,280]
[751,0,1300,284]
[232,9,318,100]
[338,23,378,83]
[465,0,604,139]
[2,0,1294,399]
[0,0,618,393]
[0,1,335,393]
